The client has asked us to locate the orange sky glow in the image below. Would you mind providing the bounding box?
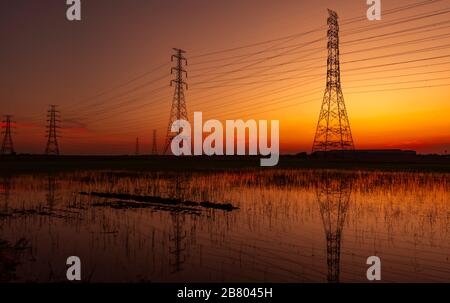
[0,0,449,155]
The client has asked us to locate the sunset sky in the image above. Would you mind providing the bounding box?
[0,0,449,154]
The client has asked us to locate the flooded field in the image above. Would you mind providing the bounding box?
[0,169,449,282]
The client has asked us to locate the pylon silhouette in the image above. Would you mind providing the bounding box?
[135,137,140,156]
[1,115,15,155]
[45,105,60,155]
[151,129,158,155]
[312,10,355,152]
[164,48,188,155]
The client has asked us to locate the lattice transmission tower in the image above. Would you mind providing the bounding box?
[164,48,189,155]
[45,105,61,155]
[1,115,15,155]
[151,129,158,155]
[316,174,352,283]
[312,10,355,152]
[135,137,140,156]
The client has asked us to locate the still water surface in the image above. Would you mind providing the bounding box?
[0,169,449,282]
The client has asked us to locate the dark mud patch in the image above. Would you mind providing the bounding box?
[80,192,239,211]
[0,238,30,282]
[92,200,202,215]
[0,208,79,220]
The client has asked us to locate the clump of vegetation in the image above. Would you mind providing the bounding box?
[80,191,239,211]
[0,238,29,282]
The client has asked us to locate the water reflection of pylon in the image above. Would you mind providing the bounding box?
[169,176,187,273]
[0,175,12,212]
[316,175,352,283]
[170,213,186,273]
[46,174,59,210]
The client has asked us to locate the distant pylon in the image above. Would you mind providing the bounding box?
[1,115,15,155]
[45,105,60,155]
[312,10,355,152]
[135,137,140,156]
[151,129,158,155]
[164,48,189,155]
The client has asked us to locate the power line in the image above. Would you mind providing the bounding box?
[189,5,450,75]
[189,0,442,58]
[86,53,450,133]
[61,62,170,112]
[50,3,450,126]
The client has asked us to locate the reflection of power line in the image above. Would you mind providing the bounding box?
[316,174,352,283]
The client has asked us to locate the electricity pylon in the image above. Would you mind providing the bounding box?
[312,10,355,152]
[151,129,158,155]
[316,174,352,283]
[164,48,188,155]
[1,115,15,155]
[45,105,61,155]
[135,137,140,156]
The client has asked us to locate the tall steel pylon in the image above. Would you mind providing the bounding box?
[316,174,352,283]
[312,10,355,152]
[164,48,188,155]
[151,129,158,155]
[1,115,15,155]
[45,105,61,155]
